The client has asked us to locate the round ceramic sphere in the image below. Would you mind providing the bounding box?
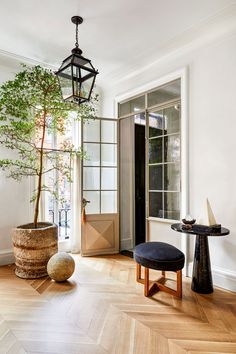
[47,252,75,282]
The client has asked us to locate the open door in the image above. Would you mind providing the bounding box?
[81,118,119,256]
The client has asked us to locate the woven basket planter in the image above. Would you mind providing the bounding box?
[12,222,58,279]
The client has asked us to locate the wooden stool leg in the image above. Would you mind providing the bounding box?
[135,263,183,298]
[176,270,182,298]
[144,267,149,297]
[136,263,141,282]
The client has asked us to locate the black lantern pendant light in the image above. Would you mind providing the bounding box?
[56,16,99,104]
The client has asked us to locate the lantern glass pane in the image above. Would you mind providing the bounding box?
[60,65,71,79]
[60,57,72,71]
[86,61,96,70]
[72,65,81,82]
[71,65,81,99]
[80,68,92,80]
[58,66,72,100]
[81,77,95,99]
[72,77,80,98]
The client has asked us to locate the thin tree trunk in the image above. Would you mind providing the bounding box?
[33,112,47,228]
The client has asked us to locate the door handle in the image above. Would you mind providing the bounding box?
[82,198,90,208]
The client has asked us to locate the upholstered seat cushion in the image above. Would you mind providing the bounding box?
[134,242,185,271]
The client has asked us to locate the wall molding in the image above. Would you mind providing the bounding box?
[0,248,14,266]
[187,262,236,292]
[0,48,57,69]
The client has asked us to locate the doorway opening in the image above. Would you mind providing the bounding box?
[135,124,146,246]
[118,78,182,254]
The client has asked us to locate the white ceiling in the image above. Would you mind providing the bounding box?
[0,0,235,87]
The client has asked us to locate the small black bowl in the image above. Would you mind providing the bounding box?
[182,218,196,225]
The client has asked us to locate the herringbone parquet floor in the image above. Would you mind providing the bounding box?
[0,254,236,354]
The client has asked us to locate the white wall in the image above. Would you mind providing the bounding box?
[0,59,31,265]
[102,26,236,291]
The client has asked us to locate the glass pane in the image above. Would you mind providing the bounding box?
[119,101,130,117]
[149,192,163,218]
[83,191,100,214]
[80,76,94,99]
[164,106,180,134]
[60,58,72,71]
[83,167,100,190]
[83,119,100,142]
[149,110,164,138]
[45,162,72,240]
[101,191,117,213]
[72,67,80,98]
[83,143,100,166]
[59,74,72,100]
[134,112,145,125]
[130,96,145,113]
[119,95,145,117]
[164,135,180,162]
[101,121,117,143]
[101,144,117,166]
[58,209,71,240]
[58,154,72,209]
[164,164,180,191]
[164,192,180,220]
[147,79,181,107]
[149,165,162,190]
[149,138,162,163]
[101,168,117,190]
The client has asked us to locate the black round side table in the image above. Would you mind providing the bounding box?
[171,223,230,294]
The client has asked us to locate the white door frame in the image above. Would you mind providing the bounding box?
[114,67,189,276]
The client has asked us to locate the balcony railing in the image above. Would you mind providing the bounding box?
[49,208,70,240]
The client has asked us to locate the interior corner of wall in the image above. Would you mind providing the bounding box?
[0,248,14,266]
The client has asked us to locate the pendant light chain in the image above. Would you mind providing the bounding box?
[75,23,79,48]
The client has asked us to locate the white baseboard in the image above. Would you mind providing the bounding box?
[187,261,236,292]
[212,266,236,292]
[0,248,15,266]
[58,240,71,253]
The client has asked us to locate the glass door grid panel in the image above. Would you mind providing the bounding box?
[118,78,181,222]
[148,103,181,220]
[118,79,180,119]
[82,119,118,214]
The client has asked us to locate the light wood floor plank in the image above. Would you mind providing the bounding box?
[0,255,235,354]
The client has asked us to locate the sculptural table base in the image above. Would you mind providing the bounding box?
[171,223,229,294]
[192,235,213,294]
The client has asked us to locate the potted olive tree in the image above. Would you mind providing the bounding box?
[0,65,97,279]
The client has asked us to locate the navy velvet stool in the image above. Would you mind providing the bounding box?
[134,242,185,298]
